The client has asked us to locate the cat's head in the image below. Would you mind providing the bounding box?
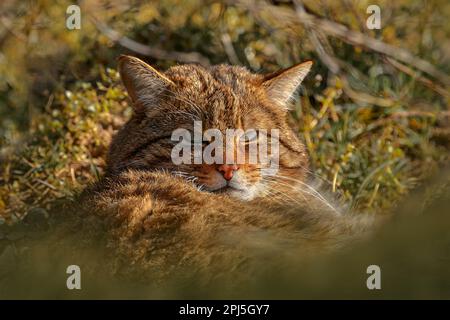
[108,55,312,201]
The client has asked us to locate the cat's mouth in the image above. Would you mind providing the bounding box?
[214,184,245,193]
[198,176,257,200]
[210,183,258,201]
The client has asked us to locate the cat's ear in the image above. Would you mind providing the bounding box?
[118,55,175,112]
[262,61,312,108]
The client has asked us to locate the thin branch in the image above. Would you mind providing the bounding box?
[366,110,450,133]
[294,1,340,73]
[89,16,210,66]
[221,33,242,65]
[340,77,395,107]
[384,57,450,99]
[295,1,395,107]
[0,16,27,41]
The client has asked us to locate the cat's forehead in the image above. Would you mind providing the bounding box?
[165,64,261,93]
[158,64,280,130]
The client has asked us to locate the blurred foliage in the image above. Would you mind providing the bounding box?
[2,169,450,299]
[0,69,129,222]
[0,0,449,222]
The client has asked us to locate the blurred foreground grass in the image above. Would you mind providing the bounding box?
[0,0,449,223]
[1,168,449,299]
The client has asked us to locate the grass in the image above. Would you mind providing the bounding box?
[0,69,130,223]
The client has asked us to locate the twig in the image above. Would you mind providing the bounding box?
[0,16,27,41]
[294,1,396,107]
[89,15,210,66]
[294,1,340,74]
[366,110,450,132]
[221,33,241,65]
[34,178,57,190]
[384,57,450,99]
[340,77,395,107]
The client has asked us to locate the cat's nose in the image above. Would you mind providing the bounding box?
[217,164,239,181]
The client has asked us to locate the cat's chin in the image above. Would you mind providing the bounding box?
[212,185,256,201]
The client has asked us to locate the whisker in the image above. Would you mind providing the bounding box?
[263,174,341,214]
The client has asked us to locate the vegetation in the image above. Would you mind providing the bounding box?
[0,0,449,223]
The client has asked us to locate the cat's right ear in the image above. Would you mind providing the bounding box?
[118,55,175,112]
[262,61,312,109]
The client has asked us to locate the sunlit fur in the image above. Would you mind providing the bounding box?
[73,56,376,281]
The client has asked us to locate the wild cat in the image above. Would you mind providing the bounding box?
[73,55,375,280]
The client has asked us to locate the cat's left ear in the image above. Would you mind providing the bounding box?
[118,55,175,113]
[262,61,312,108]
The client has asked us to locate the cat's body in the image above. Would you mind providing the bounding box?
[77,169,373,280]
[68,56,375,280]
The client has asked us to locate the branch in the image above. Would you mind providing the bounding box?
[384,57,449,98]
[89,16,211,66]
[221,33,242,65]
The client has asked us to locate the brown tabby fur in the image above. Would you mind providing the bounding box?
[74,56,375,281]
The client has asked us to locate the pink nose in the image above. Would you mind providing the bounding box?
[217,164,239,181]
